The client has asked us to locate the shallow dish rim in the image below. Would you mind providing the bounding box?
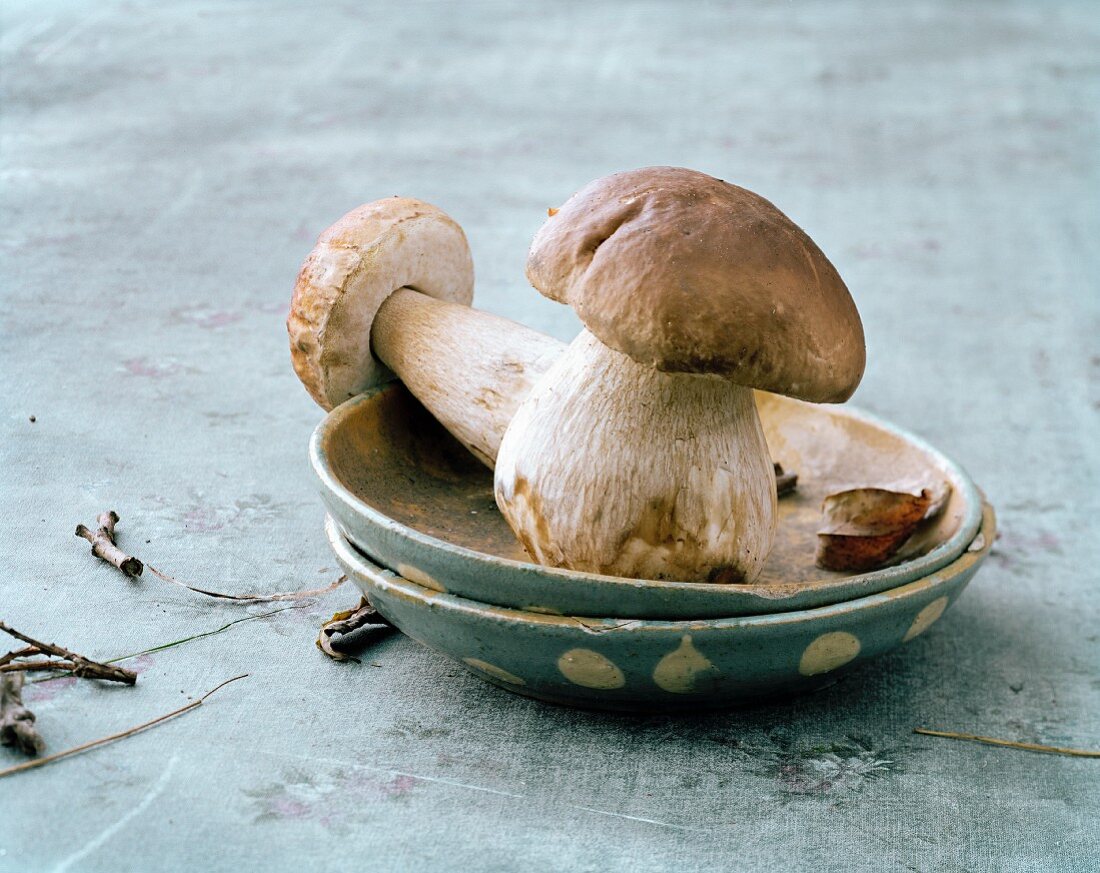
[325,500,995,629]
[311,386,985,603]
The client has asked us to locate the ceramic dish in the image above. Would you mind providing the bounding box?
[312,383,984,619]
[327,503,994,711]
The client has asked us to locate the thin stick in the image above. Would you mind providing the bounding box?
[914,727,1100,758]
[0,647,39,667]
[146,565,346,603]
[0,674,249,779]
[105,606,307,663]
[75,509,345,603]
[0,622,137,685]
[30,606,307,685]
[1,660,78,674]
[75,510,143,577]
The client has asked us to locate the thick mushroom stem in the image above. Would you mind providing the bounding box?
[372,288,565,467]
[494,330,778,584]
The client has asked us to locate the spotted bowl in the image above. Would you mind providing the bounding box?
[327,502,994,711]
[312,383,984,619]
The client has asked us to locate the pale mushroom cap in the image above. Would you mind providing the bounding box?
[526,167,865,403]
[288,197,474,410]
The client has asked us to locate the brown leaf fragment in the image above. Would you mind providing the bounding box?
[1,674,45,756]
[820,488,931,536]
[774,462,798,497]
[816,526,915,571]
[317,597,396,662]
[816,483,948,572]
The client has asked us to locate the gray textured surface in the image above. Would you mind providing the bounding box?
[1,2,1098,871]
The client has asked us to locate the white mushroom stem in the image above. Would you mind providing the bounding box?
[494,329,778,584]
[371,288,565,467]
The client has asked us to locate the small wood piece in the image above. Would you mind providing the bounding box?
[1,674,44,756]
[0,647,39,667]
[774,462,798,497]
[0,621,137,685]
[75,508,347,602]
[75,510,143,577]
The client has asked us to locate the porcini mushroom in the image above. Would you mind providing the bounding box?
[288,198,564,466]
[494,167,865,584]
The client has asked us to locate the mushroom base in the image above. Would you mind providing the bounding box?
[494,330,778,584]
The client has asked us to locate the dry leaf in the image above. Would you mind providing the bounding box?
[316,597,396,662]
[816,481,950,571]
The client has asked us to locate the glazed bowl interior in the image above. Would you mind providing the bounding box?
[312,383,983,619]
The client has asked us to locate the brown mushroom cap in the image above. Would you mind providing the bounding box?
[525,167,865,403]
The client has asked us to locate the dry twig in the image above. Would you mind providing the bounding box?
[914,727,1100,759]
[0,674,249,779]
[0,622,137,685]
[76,509,346,603]
[0,647,39,667]
[317,597,395,662]
[1,674,44,756]
[75,510,143,577]
[1,660,79,674]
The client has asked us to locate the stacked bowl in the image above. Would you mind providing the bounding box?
[313,383,994,711]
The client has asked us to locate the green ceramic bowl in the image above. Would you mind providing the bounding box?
[327,503,995,711]
[312,383,984,619]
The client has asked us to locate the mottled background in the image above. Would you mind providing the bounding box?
[1,2,1098,871]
